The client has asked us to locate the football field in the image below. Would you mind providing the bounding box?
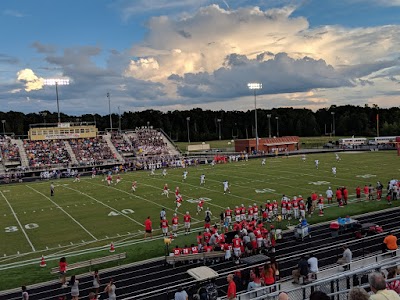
[0,151,399,262]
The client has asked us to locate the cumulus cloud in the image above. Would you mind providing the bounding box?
[17,69,44,91]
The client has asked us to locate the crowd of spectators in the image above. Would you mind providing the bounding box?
[129,128,170,156]
[0,135,20,163]
[69,137,116,166]
[24,140,70,167]
[110,132,133,155]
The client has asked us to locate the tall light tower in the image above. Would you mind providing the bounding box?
[1,120,5,135]
[43,78,70,124]
[276,116,279,137]
[331,112,335,136]
[107,92,112,130]
[247,83,262,152]
[217,119,222,140]
[267,114,272,138]
[186,117,191,143]
[118,106,122,132]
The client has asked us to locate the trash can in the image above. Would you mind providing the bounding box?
[330,221,339,238]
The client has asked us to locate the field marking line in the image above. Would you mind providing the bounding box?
[26,185,98,241]
[0,190,36,252]
[61,185,144,227]
[80,179,201,222]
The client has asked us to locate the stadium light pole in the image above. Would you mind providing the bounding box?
[43,78,69,124]
[247,83,262,152]
[267,114,272,138]
[1,120,5,135]
[118,106,122,132]
[276,116,279,137]
[217,119,222,140]
[107,92,112,130]
[186,117,191,143]
[331,112,335,136]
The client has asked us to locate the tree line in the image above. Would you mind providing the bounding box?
[0,105,399,141]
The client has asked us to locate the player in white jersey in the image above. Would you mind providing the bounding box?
[326,187,333,204]
[315,159,319,169]
[200,174,206,185]
[150,167,155,176]
[261,158,266,166]
[335,153,340,162]
[223,180,230,194]
[182,170,188,181]
[162,169,167,176]
[131,180,137,192]
[332,166,337,177]
[302,154,306,162]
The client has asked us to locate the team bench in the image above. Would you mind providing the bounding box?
[50,252,127,274]
[165,251,226,268]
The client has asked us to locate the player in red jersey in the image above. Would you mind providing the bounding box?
[115,174,121,185]
[225,207,233,226]
[292,197,299,220]
[318,194,324,216]
[197,198,205,215]
[232,235,242,263]
[171,213,179,237]
[161,217,169,236]
[363,184,369,201]
[182,245,190,255]
[173,245,181,256]
[336,188,343,207]
[191,243,199,254]
[175,186,180,198]
[183,211,191,235]
[162,183,169,198]
[106,174,112,186]
[175,194,183,212]
[197,232,203,250]
[356,186,361,201]
[247,205,254,221]
[343,187,349,205]
[234,206,241,223]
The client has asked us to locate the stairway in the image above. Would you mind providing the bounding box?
[159,130,181,156]
[12,139,29,167]
[64,141,79,166]
[104,134,125,163]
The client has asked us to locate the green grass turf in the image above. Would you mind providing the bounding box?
[0,150,399,290]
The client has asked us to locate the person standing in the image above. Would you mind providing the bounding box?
[21,286,29,300]
[226,274,237,300]
[326,187,333,204]
[144,216,153,239]
[337,244,352,270]
[59,257,67,286]
[104,278,116,300]
[92,269,100,298]
[369,272,400,300]
[70,275,79,300]
[292,255,309,284]
[356,186,361,201]
[50,182,55,197]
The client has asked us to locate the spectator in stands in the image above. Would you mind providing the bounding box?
[307,253,318,280]
[247,268,262,291]
[226,274,237,300]
[104,278,116,300]
[21,286,29,300]
[383,232,398,254]
[348,287,369,300]
[292,255,309,284]
[369,272,400,300]
[92,269,100,298]
[69,275,79,300]
[386,268,400,294]
[204,278,218,300]
[88,292,96,300]
[337,244,352,270]
[262,263,275,286]
[309,291,329,300]
[174,286,188,300]
[278,292,289,300]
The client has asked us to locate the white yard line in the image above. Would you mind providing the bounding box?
[0,190,36,252]
[61,185,144,227]
[26,185,98,241]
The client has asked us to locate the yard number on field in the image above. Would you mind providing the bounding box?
[255,188,276,194]
[5,223,39,233]
[308,181,331,185]
[108,209,135,216]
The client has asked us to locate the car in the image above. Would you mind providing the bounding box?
[323,142,335,149]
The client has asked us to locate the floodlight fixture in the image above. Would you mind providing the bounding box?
[43,78,70,124]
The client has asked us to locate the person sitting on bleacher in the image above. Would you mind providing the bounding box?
[369,272,400,300]
[292,255,309,284]
[383,232,398,255]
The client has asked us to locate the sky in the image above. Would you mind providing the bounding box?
[1,0,399,116]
